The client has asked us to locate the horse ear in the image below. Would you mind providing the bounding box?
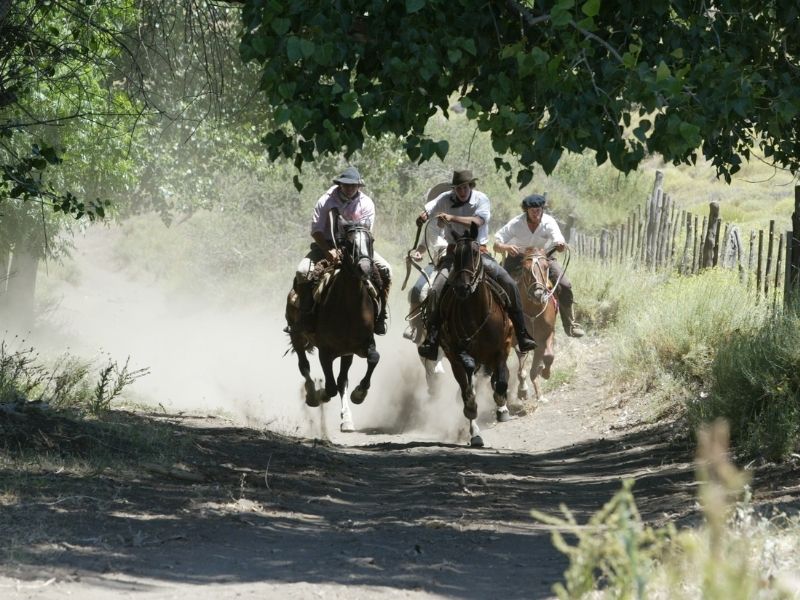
[470,222,478,239]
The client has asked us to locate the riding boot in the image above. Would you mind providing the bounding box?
[509,307,537,353]
[417,322,440,361]
[295,281,315,333]
[374,298,388,336]
[560,301,585,338]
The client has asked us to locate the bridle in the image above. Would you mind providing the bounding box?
[450,237,484,298]
[340,223,374,277]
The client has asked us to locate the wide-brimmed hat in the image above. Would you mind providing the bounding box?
[521,193,546,209]
[426,181,451,201]
[333,166,364,185]
[451,169,477,187]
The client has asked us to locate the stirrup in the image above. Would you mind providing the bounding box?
[418,340,439,361]
[517,334,537,353]
[374,318,387,336]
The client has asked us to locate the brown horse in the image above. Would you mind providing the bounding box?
[285,222,381,432]
[513,247,557,404]
[438,224,514,447]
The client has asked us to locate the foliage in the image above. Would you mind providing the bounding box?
[532,478,674,598]
[239,0,800,188]
[565,255,668,331]
[695,306,800,461]
[0,339,147,415]
[611,269,769,393]
[535,421,800,599]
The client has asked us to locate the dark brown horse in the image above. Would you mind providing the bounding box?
[285,222,381,432]
[514,247,558,404]
[438,224,513,447]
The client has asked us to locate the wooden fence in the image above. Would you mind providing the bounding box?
[568,171,800,309]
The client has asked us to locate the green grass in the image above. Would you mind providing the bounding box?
[695,306,800,461]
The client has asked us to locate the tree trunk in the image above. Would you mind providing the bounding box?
[3,248,40,333]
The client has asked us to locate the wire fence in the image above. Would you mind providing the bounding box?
[567,171,800,310]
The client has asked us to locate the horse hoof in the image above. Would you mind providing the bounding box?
[350,386,367,405]
[340,420,355,433]
[496,409,511,423]
[470,435,484,448]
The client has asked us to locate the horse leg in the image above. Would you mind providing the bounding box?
[454,350,477,421]
[293,340,322,407]
[541,333,555,380]
[318,348,337,402]
[338,355,355,432]
[351,339,379,405]
[515,349,531,402]
[493,359,511,423]
[468,419,483,448]
[532,332,555,405]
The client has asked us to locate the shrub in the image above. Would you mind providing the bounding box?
[696,308,800,461]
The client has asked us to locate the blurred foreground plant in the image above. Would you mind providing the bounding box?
[533,420,800,599]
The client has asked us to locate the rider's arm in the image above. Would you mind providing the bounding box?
[493,217,520,255]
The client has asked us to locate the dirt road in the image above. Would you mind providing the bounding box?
[0,227,704,599]
[0,331,704,600]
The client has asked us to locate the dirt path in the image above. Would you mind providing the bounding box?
[0,337,701,600]
[0,226,710,599]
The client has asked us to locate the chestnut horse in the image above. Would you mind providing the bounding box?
[438,224,514,447]
[285,222,381,432]
[513,247,557,404]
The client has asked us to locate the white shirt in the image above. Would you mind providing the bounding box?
[311,186,375,242]
[494,213,565,250]
[424,189,491,245]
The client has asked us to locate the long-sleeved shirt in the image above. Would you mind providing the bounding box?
[424,189,491,245]
[311,186,375,242]
[494,213,565,249]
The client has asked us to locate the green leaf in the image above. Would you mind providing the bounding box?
[460,38,477,56]
[434,140,449,160]
[406,0,425,13]
[286,36,302,62]
[338,93,359,118]
[270,18,291,35]
[300,39,315,58]
[447,49,462,63]
[516,168,534,188]
[679,121,701,144]
[656,60,671,82]
[581,0,600,17]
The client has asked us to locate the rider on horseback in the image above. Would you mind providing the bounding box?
[415,169,537,361]
[493,193,585,338]
[293,166,392,335]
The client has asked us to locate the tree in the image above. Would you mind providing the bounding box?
[238,0,800,188]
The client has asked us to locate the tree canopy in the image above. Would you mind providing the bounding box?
[239,0,800,187]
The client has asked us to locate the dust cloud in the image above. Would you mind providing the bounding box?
[28,224,477,445]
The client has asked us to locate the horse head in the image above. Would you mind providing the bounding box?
[339,220,374,281]
[521,247,551,305]
[450,222,483,300]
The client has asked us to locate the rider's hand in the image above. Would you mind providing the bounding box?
[415,211,429,227]
[505,244,521,257]
[326,248,340,263]
[409,250,423,262]
[435,213,451,227]
[554,242,566,253]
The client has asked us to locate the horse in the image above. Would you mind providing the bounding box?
[513,247,557,405]
[285,221,381,432]
[404,261,446,397]
[438,223,514,447]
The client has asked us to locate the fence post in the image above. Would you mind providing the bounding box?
[701,202,720,269]
[789,185,800,309]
